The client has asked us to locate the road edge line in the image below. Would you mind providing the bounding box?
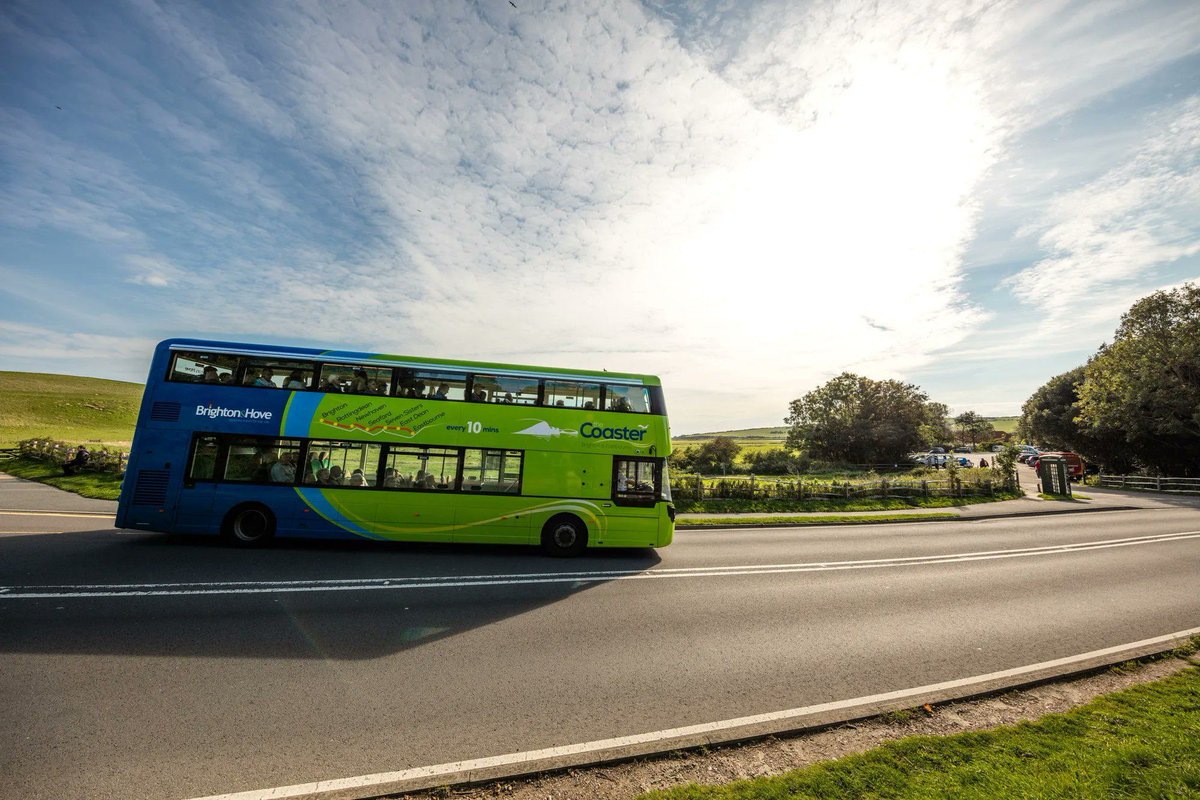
[185,625,1200,800]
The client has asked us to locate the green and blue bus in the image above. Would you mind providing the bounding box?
[116,339,674,555]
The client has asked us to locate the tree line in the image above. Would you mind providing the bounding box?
[1019,283,1199,476]
[673,284,1198,478]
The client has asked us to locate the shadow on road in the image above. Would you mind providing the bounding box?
[0,530,662,661]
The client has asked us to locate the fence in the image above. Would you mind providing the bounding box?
[18,439,127,474]
[670,472,1017,502]
[1097,474,1200,494]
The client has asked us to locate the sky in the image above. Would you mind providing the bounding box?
[1,0,1198,434]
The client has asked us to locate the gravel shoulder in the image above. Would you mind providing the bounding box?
[395,652,1199,800]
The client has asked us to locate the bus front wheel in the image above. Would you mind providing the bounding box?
[223,503,276,547]
[541,514,588,557]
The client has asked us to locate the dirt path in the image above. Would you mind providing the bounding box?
[396,652,1199,800]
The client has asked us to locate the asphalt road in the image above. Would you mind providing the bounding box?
[2,479,1199,800]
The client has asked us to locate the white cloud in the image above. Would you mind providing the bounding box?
[1007,97,1200,316]
[5,0,1200,431]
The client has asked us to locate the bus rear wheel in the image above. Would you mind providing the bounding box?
[541,514,588,557]
[223,503,276,547]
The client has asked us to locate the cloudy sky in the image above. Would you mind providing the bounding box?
[2,0,1198,433]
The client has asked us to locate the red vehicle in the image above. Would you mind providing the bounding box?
[1036,451,1085,481]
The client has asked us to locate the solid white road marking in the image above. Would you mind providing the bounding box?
[0,510,115,519]
[2,530,1198,599]
[186,624,1200,800]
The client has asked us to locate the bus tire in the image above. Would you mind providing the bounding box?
[222,503,276,547]
[541,514,588,557]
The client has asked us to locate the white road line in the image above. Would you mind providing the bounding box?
[187,624,1200,800]
[0,510,115,519]
[3,530,1198,600]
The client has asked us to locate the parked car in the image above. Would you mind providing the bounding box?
[929,447,946,454]
[953,446,971,453]
[1036,451,1085,481]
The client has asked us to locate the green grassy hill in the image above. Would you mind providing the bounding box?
[672,426,788,456]
[987,415,1020,433]
[0,372,143,448]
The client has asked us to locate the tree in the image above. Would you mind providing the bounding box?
[1020,367,1130,472]
[671,437,742,474]
[953,411,993,448]
[1077,283,1200,475]
[920,402,954,448]
[786,373,935,463]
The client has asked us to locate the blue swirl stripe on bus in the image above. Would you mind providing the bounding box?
[282,391,384,540]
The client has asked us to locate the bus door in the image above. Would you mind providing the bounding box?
[175,434,218,534]
[608,456,663,546]
[372,445,458,542]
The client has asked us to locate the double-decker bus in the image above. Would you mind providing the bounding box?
[116,339,674,555]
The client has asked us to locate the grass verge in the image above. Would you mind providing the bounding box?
[638,665,1200,800]
[0,457,122,501]
[678,513,959,528]
[674,492,1022,514]
[1038,492,1093,502]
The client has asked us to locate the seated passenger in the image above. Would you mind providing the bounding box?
[583,400,595,409]
[347,468,368,487]
[501,392,514,403]
[464,476,481,490]
[350,369,370,394]
[470,387,487,402]
[201,366,220,383]
[283,370,307,389]
[320,375,343,393]
[431,383,449,400]
[219,373,233,384]
[610,396,632,412]
[554,400,565,406]
[382,468,398,488]
[269,452,296,483]
[314,468,331,485]
[328,465,345,485]
[254,368,276,388]
[423,473,436,489]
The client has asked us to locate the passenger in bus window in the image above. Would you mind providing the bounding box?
[254,368,276,388]
[382,468,398,488]
[470,387,486,402]
[348,468,367,487]
[501,392,514,403]
[320,375,342,393]
[219,373,233,384]
[583,400,595,409]
[201,366,219,383]
[329,465,345,485]
[554,400,565,407]
[431,383,449,400]
[315,468,331,485]
[351,369,370,393]
[269,451,295,483]
[284,370,307,389]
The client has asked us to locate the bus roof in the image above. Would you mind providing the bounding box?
[158,338,662,387]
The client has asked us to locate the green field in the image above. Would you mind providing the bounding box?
[672,426,788,456]
[673,418,1020,458]
[987,415,1019,433]
[0,371,142,448]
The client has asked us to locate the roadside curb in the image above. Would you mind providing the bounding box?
[675,504,1143,530]
[189,627,1200,800]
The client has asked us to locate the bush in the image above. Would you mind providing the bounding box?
[18,438,126,473]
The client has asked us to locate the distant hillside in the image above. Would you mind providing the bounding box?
[0,372,143,447]
[673,418,1020,456]
[672,426,788,456]
[987,416,1019,434]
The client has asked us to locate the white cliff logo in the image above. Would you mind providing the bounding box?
[513,420,579,437]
